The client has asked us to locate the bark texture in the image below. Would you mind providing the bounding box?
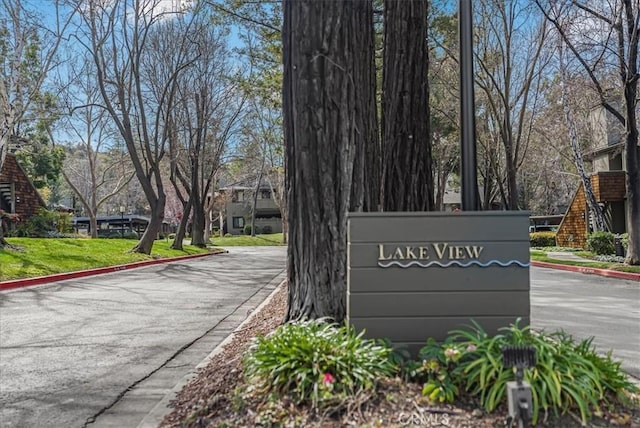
[283,0,375,322]
[351,0,379,212]
[381,0,433,211]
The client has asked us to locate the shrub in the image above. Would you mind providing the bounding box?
[224,233,233,237]
[13,208,58,237]
[587,231,615,255]
[243,224,252,235]
[420,320,638,425]
[261,225,273,234]
[168,233,176,240]
[243,319,395,408]
[529,231,556,247]
[619,233,629,253]
[122,231,138,239]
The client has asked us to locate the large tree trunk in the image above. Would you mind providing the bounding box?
[381,0,434,211]
[625,129,640,265]
[623,40,639,263]
[351,0,379,212]
[622,0,639,264]
[283,0,374,322]
[171,200,192,251]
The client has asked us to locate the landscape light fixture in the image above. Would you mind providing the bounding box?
[502,346,536,428]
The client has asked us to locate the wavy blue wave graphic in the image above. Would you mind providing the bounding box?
[377,260,530,269]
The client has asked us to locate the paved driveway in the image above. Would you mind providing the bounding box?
[0,247,286,428]
[531,266,640,378]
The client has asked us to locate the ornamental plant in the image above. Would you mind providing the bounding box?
[445,320,638,425]
[242,319,395,407]
[529,231,556,247]
[587,231,616,255]
[413,337,467,404]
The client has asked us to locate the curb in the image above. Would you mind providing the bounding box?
[136,279,286,428]
[0,251,225,291]
[531,261,640,281]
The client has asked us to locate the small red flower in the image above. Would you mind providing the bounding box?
[322,372,335,384]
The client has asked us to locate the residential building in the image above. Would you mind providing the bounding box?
[0,154,47,222]
[219,183,282,235]
[556,103,631,248]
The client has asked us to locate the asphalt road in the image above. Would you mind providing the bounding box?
[531,267,640,379]
[1,255,638,428]
[0,247,286,428]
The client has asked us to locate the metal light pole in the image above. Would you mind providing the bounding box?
[459,0,479,211]
[119,206,125,237]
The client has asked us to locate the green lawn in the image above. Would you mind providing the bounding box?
[530,249,640,273]
[211,233,285,246]
[0,238,210,281]
[4,236,637,282]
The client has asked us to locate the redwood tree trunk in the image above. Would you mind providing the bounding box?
[351,0,379,212]
[283,0,375,322]
[381,0,433,212]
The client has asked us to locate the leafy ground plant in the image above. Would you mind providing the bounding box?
[242,319,395,408]
[420,320,639,425]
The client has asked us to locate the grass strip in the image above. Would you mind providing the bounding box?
[0,238,210,281]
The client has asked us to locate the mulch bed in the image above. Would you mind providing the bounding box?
[160,283,639,428]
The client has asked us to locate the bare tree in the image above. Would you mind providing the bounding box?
[166,16,243,249]
[76,0,199,254]
[46,55,134,237]
[558,42,607,231]
[474,0,550,210]
[535,0,639,264]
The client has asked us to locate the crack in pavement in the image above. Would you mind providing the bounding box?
[81,269,283,427]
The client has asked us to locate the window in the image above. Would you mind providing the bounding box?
[233,190,245,202]
[232,217,245,229]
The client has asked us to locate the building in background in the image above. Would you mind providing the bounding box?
[0,154,47,223]
[218,181,282,235]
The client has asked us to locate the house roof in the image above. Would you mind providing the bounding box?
[583,142,625,161]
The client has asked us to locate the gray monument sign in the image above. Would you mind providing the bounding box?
[347,211,530,355]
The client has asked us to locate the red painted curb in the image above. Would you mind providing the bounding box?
[531,261,640,281]
[0,251,223,291]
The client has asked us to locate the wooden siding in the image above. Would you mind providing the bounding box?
[557,171,627,248]
[557,184,588,248]
[591,171,626,202]
[0,154,46,219]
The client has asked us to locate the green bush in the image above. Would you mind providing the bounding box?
[243,319,395,408]
[224,233,233,237]
[13,208,58,237]
[529,231,556,247]
[261,225,273,234]
[619,233,629,253]
[587,231,615,255]
[243,224,253,235]
[418,321,637,425]
[168,233,176,240]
